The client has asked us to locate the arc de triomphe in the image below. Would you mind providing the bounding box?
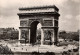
[17,5,60,45]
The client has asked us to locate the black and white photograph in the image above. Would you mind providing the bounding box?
[0,0,79,55]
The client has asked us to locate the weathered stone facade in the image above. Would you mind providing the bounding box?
[17,5,60,45]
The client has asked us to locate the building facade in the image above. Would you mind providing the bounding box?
[18,5,60,45]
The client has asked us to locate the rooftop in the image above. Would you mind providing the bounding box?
[18,5,60,17]
[19,5,59,12]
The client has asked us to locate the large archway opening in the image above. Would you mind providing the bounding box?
[30,21,41,45]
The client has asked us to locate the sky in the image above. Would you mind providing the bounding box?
[0,0,80,32]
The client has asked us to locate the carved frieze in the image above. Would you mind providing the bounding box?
[21,30,29,42]
[20,21,28,27]
[43,20,53,26]
[28,19,41,26]
[43,29,53,40]
[43,29,53,45]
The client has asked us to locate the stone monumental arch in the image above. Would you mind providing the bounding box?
[17,5,60,45]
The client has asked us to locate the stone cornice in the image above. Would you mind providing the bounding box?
[17,12,60,17]
[41,26,59,29]
[19,5,59,12]
[19,27,30,29]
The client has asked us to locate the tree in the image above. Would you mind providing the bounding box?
[59,31,79,41]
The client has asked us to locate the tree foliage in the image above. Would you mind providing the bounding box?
[59,30,79,41]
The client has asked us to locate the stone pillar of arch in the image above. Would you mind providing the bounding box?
[19,27,30,44]
[41,28,44,45]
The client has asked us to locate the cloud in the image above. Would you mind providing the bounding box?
[71,0,80,3]
[76,15,80,20]
[65,14,73,19]
[76,15,80,29]
[0,0,79,31]
[0,0,68,7]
